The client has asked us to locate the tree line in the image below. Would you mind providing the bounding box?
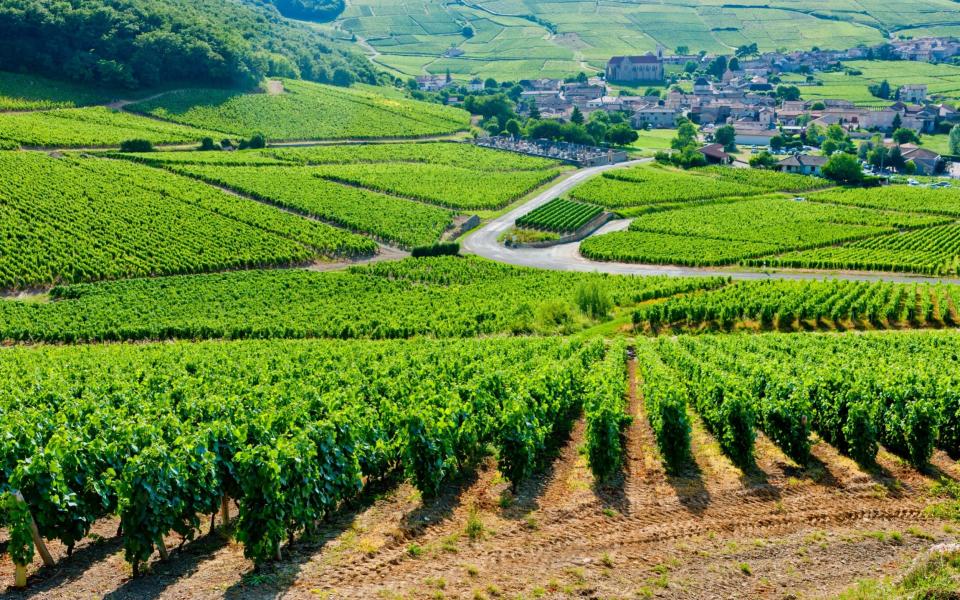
[0,0,375,90]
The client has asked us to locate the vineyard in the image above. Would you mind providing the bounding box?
[0,336,627,576]
[634,278,960,332]
[568,164,826,213]
[0,257,724,343]
[515,198,604,234]
[0,72,120,111]
[126,80,471,141]
[756,223,960,275]
[0,152,366,289]
[170,164,454,248]
[809,186,960,217]
[641,331,960,469]
[0,107,219,148]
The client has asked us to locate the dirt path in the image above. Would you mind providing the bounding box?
[3,357,957,599]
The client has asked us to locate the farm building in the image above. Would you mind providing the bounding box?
[777,154,828,175]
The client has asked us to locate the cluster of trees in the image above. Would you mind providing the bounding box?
[263,0,345,21]
[0,0,375,89]
[655,118,707,169]
[445,80,639,147]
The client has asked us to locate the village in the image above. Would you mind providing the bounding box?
[415,36,960,175]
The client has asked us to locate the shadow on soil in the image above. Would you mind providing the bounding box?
[5,535,124,599]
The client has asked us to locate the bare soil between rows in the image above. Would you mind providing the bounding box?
[2,359,957,599]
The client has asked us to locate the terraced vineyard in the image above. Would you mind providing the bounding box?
[809,186,960,217]
[0,71,121,111]
[127,80,471,140]
[516,198,603,234]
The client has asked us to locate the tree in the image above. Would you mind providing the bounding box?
[892,112,902,131]
[892,128,919,145]
[199,137,217,151]
[332,67,355,87]
[605,124,638,146]
[707,55,728,79]
[462,25,474,38]
[671,120,698,150]
[120,139,154,152]
[570,106,584,125]
[727,57,740,72]
[950,124,960,155]
[804,123,823,145]
[527,103,541,120]
[676,45,689,54]
[504,118,521,137]
[713,125,736,151]
[247,133,267,149]
[749,151,778,169]
[575,72,588,84]
[810,101,826,111]
[484,77,497,89]
[821,139,839,156]
[484,116,502,135]
[869,79,891,99]
[822,152,863,185]
[586,120,608,142]
[770,135,784,153]
[684,61,698,74]
[776,85,801,101]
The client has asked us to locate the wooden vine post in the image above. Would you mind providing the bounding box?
[11,490,55,588]
[220,496,230,529]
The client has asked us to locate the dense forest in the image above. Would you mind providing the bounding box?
[261,0,344,21]
[0,0,373,89]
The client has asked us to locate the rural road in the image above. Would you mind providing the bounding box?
[461,159,960,286]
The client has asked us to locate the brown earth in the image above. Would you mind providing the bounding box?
[2,358,958,599]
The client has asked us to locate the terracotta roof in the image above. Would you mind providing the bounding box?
[698,143,731,160]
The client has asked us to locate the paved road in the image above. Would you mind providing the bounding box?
[462,160,960,286]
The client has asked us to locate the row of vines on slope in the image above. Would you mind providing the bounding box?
[0,337,612,579]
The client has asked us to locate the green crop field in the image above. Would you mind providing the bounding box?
[129,141,566,247]
[0,71,125,111]
[0,257,722,343]
[325,0,960,80]
[0,152,382,289]
[568,164,826,213]
[783,60,960,105]
[516,198,603,233]
[127,80,470,141]
[0,107,220,148]
[573,165,960,276]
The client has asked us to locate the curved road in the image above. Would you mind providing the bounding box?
[462,159,960,286]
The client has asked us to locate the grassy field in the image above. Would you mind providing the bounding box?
[783,60,960,105]
[326,0,960,80]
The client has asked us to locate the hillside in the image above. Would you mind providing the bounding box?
[334,0,959,80]
[0,0,375,89]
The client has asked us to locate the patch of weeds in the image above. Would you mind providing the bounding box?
[601,552,614,568]
[242,571,276,587]
[804,531,826,544]
[425,577,446,590]
[472,591,487,600]
[485,584,502,597]
[465,503,486,541]
[773,500,785,514]
[738,562,752,575]
[602,507,618,518]
[523,515,539,530]
[407,543,424,558]
[465,564,479,577]
[531,586,546,598]
[888,531,903,545]
[864,530,887,542]
[440,533,459,553]
[564,567,586,585]
[498,492,513,509]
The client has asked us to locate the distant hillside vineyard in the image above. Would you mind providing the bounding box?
[0,0,374,89]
